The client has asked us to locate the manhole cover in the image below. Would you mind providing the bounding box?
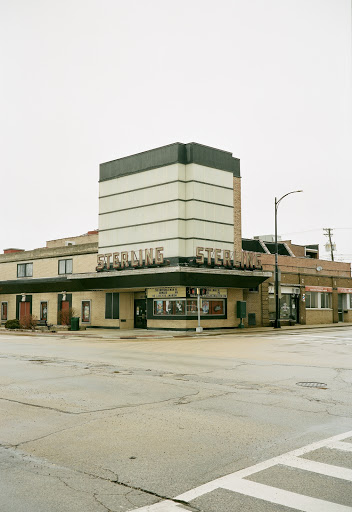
[296,382,327,389]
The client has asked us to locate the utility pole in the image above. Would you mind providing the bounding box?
[323,228,335,261]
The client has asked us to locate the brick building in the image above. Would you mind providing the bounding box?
[0,142,351,330]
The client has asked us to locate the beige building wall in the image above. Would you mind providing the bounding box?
[0,251,98,281]
[0,294,16,322]
[46,233,98,248]
[306,309,334,325]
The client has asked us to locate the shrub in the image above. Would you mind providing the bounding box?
[5,319,20,329]
[19,314,37,330]
[59,307,76,326]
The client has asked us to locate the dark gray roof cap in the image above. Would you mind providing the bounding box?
[100,142,240,181]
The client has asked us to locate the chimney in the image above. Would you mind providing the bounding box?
[3,248,25,254]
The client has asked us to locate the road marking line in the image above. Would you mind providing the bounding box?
[327,441,352,453]
[221,478,352,512]
[282,455,352,482]
[131,430,352,511]
[131,501,188,511]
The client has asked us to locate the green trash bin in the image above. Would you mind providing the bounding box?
[71,317,80,331]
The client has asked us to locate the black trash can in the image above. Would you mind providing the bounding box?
[71,317,80,331]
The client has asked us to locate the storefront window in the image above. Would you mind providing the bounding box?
[320,292,331,309]
[154,299,186,315]
[187,299,198,315]
[153,299,225,316]
[306,292,318,308]
[279,294,291,320]
[350,295,352,309]
[306,292,331,309]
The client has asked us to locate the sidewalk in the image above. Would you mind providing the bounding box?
[1,322,351,340]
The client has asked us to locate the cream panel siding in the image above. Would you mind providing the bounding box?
[185,201,233,225]
[99,220,181,247]
[99,239,181,259]
[185,239,233,257]
[99,164,185,198]
[185,181,233,205]
[186,163,233,188]
[99,201,185,231]
[98,161,235,258]
[99,181,183,214]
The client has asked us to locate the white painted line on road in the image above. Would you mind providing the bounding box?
[282,455,352,482]
[327,441,352,453]
[132,500,188,511]
[221,478,352,512]
[131,429,352,511]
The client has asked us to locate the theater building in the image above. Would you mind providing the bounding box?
[0,142,351,330]
[0,143,271,330]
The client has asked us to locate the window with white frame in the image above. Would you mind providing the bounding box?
[58,259,73,275]
[306,291,331,309]
[320,292,331,309]
[17,263,33,278]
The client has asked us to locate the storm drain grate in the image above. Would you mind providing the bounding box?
[296,382,328,389]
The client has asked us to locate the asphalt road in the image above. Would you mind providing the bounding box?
[0,326,351,511]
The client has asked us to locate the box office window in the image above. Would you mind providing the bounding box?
[105,293,119,319]
[40,301,48,321]
[17,263,33,277]
[58,259,73,275]
[81,300,91,323]
[1,302,8,321]
[153,299,225,316]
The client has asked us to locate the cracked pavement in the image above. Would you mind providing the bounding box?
[0,327,351,511]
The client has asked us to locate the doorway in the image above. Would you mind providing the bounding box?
[19,301,30,320]
[338,294,344,322]
[134,299,147,328]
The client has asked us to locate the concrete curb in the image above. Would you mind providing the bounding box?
[0,322,351,340]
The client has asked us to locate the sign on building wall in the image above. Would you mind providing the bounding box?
[305,286,332,293]
[187,287,227,298]
[147,287,187,298]
[96,246,262,272]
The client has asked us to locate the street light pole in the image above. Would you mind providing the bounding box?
[274,190,303,329]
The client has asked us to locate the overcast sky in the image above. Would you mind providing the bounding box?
[1,0,351,262]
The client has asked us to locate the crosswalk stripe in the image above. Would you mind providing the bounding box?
[131,430,352,511]
[221,478,352,512]
[327,441,352,453]
[282,455,352,482]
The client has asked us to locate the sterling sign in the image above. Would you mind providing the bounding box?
[97,247,164,270]
[195,247,260,269]
[96,246,261,271]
